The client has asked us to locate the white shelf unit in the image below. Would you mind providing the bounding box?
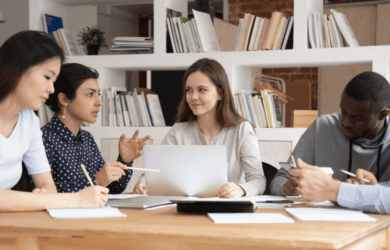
[29,0,390,149]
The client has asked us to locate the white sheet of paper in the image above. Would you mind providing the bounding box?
[208,213,294,224]
[285,208,377,222]
[107,194,146,200]
[47,206,126,219]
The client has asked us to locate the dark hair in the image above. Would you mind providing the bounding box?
[46,63,99,112]
[177,58,245,127]
[345,71,390,113]
[0,30,65,103]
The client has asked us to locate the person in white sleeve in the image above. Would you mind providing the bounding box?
[134,58,266,197]
[0,30,108,212]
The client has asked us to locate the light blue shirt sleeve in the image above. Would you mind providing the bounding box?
[338,182,390,214]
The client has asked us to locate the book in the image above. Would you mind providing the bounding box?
[330,14,344,47]
[191,18,204,52]
[52,30,67,56]
[248,16,261,51]
[192,9,221,52]
[256,18,270,51]
[237,13,254,51]
[330,9,359,47]
[273,16,288,50]
[167,8,183,53]
[235,18,244,51]
[125,93,139,126]
[285,207,376,222]
[256,96,268,127]
[253,18,265,51]
[264,11,283,50]
[119,93,131,127]
[244,15,256,51]
[270,93,283,127]
[146,94,166,126]
[252,95,264,128]
[43,13,63,41]
[58,28,79,56]
[213,17,238,52]
[175,16,189,53]
[115,94,124,126]
[281,16,294,50]
[308,14,316,49]
[323,14,332,48]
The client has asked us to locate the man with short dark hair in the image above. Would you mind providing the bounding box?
[271,71,390,209]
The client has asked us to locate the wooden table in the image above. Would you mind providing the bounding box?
[1,205,390,250]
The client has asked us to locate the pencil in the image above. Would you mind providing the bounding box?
[127,167,160,172]
[291,155,298,169]
[80,163,94,186]
[340,170,370,183]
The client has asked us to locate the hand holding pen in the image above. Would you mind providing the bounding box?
[341,169,377,185]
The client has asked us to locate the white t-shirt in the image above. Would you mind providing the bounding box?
[139,121,266,196]
[0,109,51,189]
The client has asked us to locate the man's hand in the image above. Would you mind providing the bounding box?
[282,177,300,196]
[119,130,152,164]
[133,182,147,194]
[95,162,128,187]
[218,182,245,198]
[346,169,377,185]
[289,158,341,202]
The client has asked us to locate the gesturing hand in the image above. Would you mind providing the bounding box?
[133,182,147,194]
[218,182,245,198]
[119,130,152,164]
[95,162,128,187]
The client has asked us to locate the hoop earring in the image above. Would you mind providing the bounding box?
[62,104,67,119]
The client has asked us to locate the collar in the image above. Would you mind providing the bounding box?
[48,115,84,144]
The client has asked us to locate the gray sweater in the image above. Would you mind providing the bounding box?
[271,113,390,214]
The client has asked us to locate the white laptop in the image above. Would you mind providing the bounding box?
[144,145,228,197]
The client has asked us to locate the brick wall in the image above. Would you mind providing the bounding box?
[228,0,318,126]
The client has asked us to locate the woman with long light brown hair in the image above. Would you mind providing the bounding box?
[134,58,265,197]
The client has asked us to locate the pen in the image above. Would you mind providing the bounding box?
[291,155,298,169]
[127,167,160,172]
[340,169,370,183]
[80,163,94,186]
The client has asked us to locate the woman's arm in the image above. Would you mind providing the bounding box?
[31,172,57,193]
[0,186,109,212]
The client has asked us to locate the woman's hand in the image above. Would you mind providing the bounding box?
[119,130,152,163]
[77,186,109,207]
[133,182,147,194]
[95,162,128,187]
[218,182,245,198]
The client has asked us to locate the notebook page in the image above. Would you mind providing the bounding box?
[285,208,376,222]
[208,213,294,224]
[47,206,127,219]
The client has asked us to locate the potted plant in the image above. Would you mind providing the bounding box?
[78,26,108,55]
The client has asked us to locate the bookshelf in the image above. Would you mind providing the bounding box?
[28,0,390,150]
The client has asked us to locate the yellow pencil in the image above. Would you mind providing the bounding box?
[80,163,94,186]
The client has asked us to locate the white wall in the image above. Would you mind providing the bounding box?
[0,0,29,46]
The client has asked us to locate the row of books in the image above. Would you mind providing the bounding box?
[308,9,359,49]
[101,87,165,127]
[236,11,294,51]
[235,90,283,128]
[166,9,221,53]
[110,37,154,54]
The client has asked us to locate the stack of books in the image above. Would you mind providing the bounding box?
[101,87,165,127]
[308,9,359,49]
[235,89,284,128]
[110,37,154,54]
[166,9,220,53]
[235,11,294,51]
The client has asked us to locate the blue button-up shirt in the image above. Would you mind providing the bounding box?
[41,115,132,193]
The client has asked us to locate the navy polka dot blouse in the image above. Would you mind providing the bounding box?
[41,115,133,193]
